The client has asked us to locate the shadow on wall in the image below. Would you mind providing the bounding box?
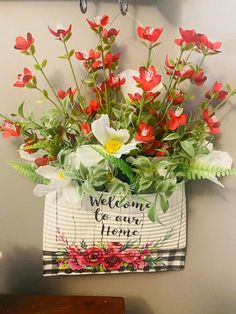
[3,0,185,25]
[2,247,59,294]
[126,297,155,314]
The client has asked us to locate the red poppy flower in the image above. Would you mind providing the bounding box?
[13,68,33,88]
[82,247,104,266]
[102,28,120,39]
[106,74,126,89]
[123,249,140,264]
[87,15,109,28]
[75,49,101,61]
[193,69,207,86]
[137,26,163,44]
[133,65,162,91]
[107,242,123,252]
[104,52,120,68]
[167,108,187,131]
[205,81,228,101]
[14,32,34,52]
[135,122,155,142]
[80,122,91,135]
[86,100,100,114]
[128,91,160,102]
[174,27,196,46]
[48,24,72,40]
[102,252,123,271]
[0,121,21,138]
[202,109,220,134]
[57,87,77,100]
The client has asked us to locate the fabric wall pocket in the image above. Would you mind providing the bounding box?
[43,184,186,276]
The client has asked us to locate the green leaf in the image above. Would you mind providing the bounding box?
[181,140,195,158]
[41,59,47,68]
[163,133,180,141]
[160,193,169,213]
[8,161,49,184]
[18,102,25,119]
[29,44,35,54]
[69,49,75,58]
[34,64,41,71]
[43,89,49,98]
[32,76,37,86]
[91,146,135,184]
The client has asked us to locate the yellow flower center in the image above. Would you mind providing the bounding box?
[58,171,65,180]
[104,139,122,154]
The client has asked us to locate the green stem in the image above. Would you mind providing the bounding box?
[35,87,61,111]
[213,91,235,112]
[100,35,110,115]
[31,54,63,109]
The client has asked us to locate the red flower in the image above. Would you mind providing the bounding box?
[123,249,140,263]
[13,68,33,88]
[75,49,101,61]
[107,242,123,252]
[106,74,126,89]
[57,87,77,100]
[133,66,162,91]
[128,91,160,102]
[102,252,123,271]
[143,140,161,156]
[35,156,50,167]
[205,81,228,101]
[135,122,155,142]
[14,32,34,52]
[137,26,163,44]
[167,108,187,131]
[156,142,170,157]
[102,28,120,39]
[87,15,109,28]
[174,27,196,46]
[0,121,21,138]
[180,66,194,79]
[202,109,220,134]
[167,90,185,105]
[82,247,104,267]
[48,24,72,40]
[68,257,86,271]
[86,100,100,114]
[194,33,221,51]
[104,52,120,68]
[80,122,91,135]
[193,69,207,86]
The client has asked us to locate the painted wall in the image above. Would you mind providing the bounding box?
[0,1,236,313]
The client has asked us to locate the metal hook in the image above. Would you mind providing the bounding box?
[119,0,128,16]
[80,0,87,14]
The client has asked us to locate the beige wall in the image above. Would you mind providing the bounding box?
[0,1,236,313]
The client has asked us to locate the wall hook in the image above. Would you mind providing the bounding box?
[80,0,87,14]
[119,0,128,16]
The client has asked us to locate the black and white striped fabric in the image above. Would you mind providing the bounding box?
[43,185,186,276]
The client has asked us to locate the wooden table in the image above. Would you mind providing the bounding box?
[0,295,125,314]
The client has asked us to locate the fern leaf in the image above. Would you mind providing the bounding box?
[8,161,50,184]
[21,139,56,151]
[91,146,135,184]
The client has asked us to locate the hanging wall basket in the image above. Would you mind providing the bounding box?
[43,184,186,276]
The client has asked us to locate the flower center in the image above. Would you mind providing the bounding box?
[141,128,149,136]
[58,171,65,180]
[175,107,183,117]
[104,139,122,154]
[146,70,154,82]
[147,27,154,35]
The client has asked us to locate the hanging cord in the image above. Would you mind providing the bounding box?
[119,0,128,16]
[79,0,87,14]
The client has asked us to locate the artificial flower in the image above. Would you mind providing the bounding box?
[128,91,160,102]
[193,69,207,86]
[19,145,48,162]
[0,121,20,138]
[33,165,81,203]
[135,122,155,142]
[202,108,220,134]
[14,32,34,52]
[104,52,120,68]
[86,100,100,114]
[102,252,123,270]
[174,28,196,46]
[82,247,104,266]
[102,28,120,39]
[87,15,109,28]
[167,108,187,130]
[133,65,162,91]
[13,68,33,87]
[106,74,125,89]
[80,122,92,135]
[137,26,163,44]
[75,49,101,61]
[57,87,77,100]
[48,24,72,40]
[205,81,228,100]
[194,33,221,51]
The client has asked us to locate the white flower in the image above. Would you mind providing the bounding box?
[118,69,163,97]
[195,150,233,187]
[66,114,138,169]
[33,165,81,203]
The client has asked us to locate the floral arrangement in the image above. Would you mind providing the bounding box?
[1,15,235,221]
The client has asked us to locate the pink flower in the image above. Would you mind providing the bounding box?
[0,121,21,138]
[87,15,109,29]
[13,68,33,88]
[123,249,140,263]
[82,247,104,267]
[102,252,123,271]
[107,242,123,252]
[14,32,34,52]
[133,66,162,91]
[48,25,72,40]
[137,26,163,44]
